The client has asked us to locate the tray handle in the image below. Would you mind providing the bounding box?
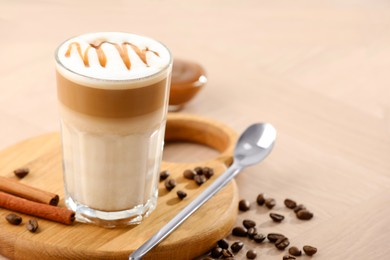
[164,113,237,166]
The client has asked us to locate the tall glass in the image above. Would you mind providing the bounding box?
[55,32,172,227]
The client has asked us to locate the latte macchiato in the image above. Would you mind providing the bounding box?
[55,32,172,227]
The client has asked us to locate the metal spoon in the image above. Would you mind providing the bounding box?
[129,123,277,260]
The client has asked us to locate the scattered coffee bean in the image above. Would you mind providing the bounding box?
[230,241,244,253]
[5,213,22,225]
[222,249,234,258]
[194,174,207,185]
[253,233,266,243]
[194,166,204,175]
[203,167,214,178]
[243,219,256,229]
[267,233,285,243]
[202,194,318,259]
[288,246,302,256]
[204,195,317,259]
[303,245,317,256]
[159,170,170,181]
[217,238,229,249]
[256,193,265,205]
[232,226,248,237]
[176,190,187,200]
[265,198,276,209]
[293,204,306,213]
[270,212,285,222]
[26,219,39,233]
[210,246,223,258]
[13,167,29,178]
[247,227,258,239]
[246,249,257,259]
[183,169,196,180]
[275,237,290,250]
[284,198,297,209]
[239,199,250,211]
[164,178,176,191]
[296,210,313,220]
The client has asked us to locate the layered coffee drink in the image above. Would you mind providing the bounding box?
[55,32,172,227]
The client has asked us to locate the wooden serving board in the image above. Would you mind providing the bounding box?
[0,113,239,260]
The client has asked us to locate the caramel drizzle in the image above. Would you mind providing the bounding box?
[65,41,159,70]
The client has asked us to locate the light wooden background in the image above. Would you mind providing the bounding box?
[1,0,390,259]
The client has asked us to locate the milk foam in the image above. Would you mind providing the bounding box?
[56,32,171,88]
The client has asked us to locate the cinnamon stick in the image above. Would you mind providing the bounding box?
[0,191,75,225]
[0,176,59,205]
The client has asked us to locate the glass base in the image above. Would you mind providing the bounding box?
[65,193,157,228]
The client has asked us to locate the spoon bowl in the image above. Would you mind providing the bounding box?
[234,123,277,168]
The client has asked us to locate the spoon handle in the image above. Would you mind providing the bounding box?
[128,162,242,260]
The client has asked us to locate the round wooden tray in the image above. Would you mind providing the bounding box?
[0,113,239,260]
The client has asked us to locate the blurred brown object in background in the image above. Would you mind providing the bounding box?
[169,59,207,111]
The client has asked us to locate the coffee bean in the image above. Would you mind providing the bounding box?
[217,238,229,249]
[176,190,187,200]
[270,212,285,222]
[293,204,306,213]
[267,233,285,243]
[239,199,250,211]
[203,167,214,178]
[296,210,313,220]
[159,170,170,181]
[232,226,248,237]
[284,198,297,209]
[247,227,258,239]
[243,219,256,229]
[283,255,296,260]
[253,233,266,243]
[246,249,257,259]
[26,219,39,233]
[210,246,223,258]
[222,249,234,258]
[164,178,176,191]
[230,241,244,253]
[194,174,207,185]
[275,237,290,250]
[265,198,276,209]
[194,166,204,175]
[183,169,196,179]
[303,245,317,256]
[13,167,29,178]
[288,246,302,256]
[5,213,22,225]
[201,257,214,260]
[256,193,265,205]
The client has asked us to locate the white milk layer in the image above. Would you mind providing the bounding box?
[59,103,165,211]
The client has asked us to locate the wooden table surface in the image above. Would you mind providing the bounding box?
[1,1,390,259]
